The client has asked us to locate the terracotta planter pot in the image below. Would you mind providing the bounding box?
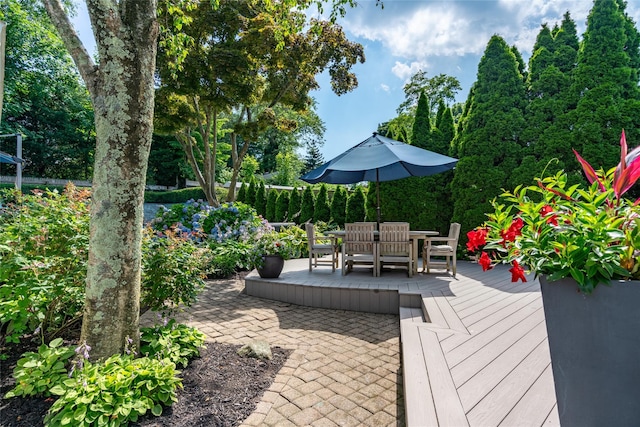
[257,255,285,278]
[539,275,640,426]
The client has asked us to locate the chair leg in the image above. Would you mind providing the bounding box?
[452,256,457,277]
[331,251,335,273]
[309,255,312,272]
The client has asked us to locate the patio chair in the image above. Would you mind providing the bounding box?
[342,222,377,276]
[377,222,413,277]
[422,222,461,277]
[305,223,339,272]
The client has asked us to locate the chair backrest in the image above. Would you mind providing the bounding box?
[305,223,315,250]
[379,222,410,256]
[344,222,375,254]
[449,222,461,243]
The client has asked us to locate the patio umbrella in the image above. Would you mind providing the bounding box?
[300,132,459,224]
[0,150,21,164]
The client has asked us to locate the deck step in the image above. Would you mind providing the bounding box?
[400,296,469,426]
[421,291,470,335]
[400,313,468,427]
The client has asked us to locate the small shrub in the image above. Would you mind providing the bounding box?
[4,338,75,398]
[0,186,89,343]
[140,319,206,368]
[46,353,182,426]
[141,229,210,315]
[208,240,254,278]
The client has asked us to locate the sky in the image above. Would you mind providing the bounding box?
[70,0,640,161]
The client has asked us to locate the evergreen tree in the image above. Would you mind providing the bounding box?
[346,186,366,223]
[313,184,331,222]
[439,106,456,150]
[569,0,640,169]
[451,35,528,243]
[246,177,257,207]
[288,188,302,224]
[330,186,347,227]
[236,181,247,203]
[411,92,432,149]
[521,15,579,184]
[255,181,267,217]
[275,191,290,222]
[299,186,315,223]
[303,140,325,174]
[265,190,278,222]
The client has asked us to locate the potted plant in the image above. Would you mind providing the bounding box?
[467,130,640,426]
[251,229,303,278]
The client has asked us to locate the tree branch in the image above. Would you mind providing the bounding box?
[42,0,98,91]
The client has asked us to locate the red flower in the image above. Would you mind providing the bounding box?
[466,228,488,252]
[500,218,524,246]
[478,252,493,271]
[509,261,527,282]
[539,205,558,226]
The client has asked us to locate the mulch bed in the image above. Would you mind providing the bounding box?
[1,336,290,427]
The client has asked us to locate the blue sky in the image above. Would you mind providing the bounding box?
[71,1,640,161]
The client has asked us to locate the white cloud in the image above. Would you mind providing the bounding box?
[391,61,427,81]
[380,83,390,93]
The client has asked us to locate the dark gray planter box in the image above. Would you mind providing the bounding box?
[540,275,640,426]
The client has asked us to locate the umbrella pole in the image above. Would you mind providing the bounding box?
[376,169,381,228]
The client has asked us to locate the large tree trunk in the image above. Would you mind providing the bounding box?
[43,0,158,359]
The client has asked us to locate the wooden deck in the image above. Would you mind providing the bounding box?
[245,258,559,426]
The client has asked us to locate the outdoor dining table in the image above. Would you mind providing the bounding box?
[327,229,438,274]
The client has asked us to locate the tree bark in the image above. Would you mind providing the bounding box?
[43,0,158,359]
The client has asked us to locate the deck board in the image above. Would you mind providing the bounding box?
[245,258,559,426]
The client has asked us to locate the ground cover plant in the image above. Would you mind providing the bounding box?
[0,189,294,426]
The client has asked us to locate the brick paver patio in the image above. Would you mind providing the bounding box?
[149,277,404,427]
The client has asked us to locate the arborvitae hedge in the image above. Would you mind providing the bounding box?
[288,188,301,224]
[299,186,315,223]
[346,186,366,223]
[246,178,257,207]
[275,191,290,222]
[313,184,331,223]
[265,190,278,222]
[236,181,247,203]
[255,181,267,217]
[330,186,347,227]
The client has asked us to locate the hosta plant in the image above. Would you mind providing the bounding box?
[468,130,640,294]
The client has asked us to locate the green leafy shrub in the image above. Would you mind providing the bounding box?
[141,229,210,315]
[0,186,89,344]
[45,353,182,426]
[144,187,206,203]
[208,240,254,278]
[4,338,74,398]
[140,319,206,368]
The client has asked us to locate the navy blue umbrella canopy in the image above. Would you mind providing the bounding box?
[301,132,458,184]
[0,151,22,165]
[301,132,459,224]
